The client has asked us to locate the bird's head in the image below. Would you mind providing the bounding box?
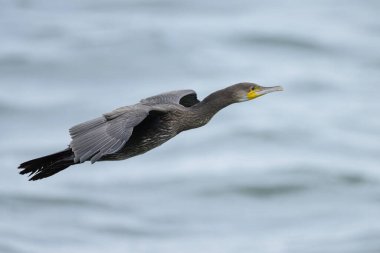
[228,82,283,102]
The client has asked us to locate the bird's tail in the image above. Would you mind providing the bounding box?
[18,148,76,181]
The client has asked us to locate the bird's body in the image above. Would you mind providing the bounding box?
[104,105,185,161]
[19,83,282,180]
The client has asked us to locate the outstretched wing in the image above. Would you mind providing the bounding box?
[69,89,199,164]
[69,105,151,164]
[140,89,199,107]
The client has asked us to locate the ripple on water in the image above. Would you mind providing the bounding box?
[196,166,378,200]
[89,223,175,238]
[231,33,334,53]
[198,181,309,199]
[0,192,110,210]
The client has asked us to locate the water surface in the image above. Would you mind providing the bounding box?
[1,0,380,252]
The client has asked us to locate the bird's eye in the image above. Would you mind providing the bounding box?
[250,86,255,91]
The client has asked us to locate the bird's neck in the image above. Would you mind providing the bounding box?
[200,88,234,110]
[180,90,233,130]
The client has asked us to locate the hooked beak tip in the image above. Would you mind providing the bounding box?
[258,85,284,95]
[271,86,284,92]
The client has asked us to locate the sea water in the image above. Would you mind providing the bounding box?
[1,0,380,252]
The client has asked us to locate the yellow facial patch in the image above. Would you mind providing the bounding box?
[247,89,259,100]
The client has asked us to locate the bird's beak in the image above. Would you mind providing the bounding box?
[247,85,283,100]
[256,85,283,96]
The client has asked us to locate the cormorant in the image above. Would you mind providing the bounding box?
[18,82,283,180]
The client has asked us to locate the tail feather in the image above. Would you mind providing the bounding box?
[18,148,76,181]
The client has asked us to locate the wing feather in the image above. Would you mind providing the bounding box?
[140,90,199,106]
[69,117,106,138]
[69,89,199,164]
[69,105,149,163]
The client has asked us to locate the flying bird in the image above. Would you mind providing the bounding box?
[19,83,283,180]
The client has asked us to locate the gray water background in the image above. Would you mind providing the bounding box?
[1,0,380,252]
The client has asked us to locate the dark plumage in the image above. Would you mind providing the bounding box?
[18,82,283,180]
